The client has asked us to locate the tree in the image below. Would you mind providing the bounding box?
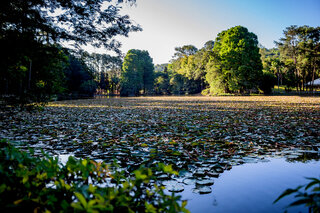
[0,34,68,105]
[260,47,285,92]
[141,52,155,94]
[192,40,214,90]
[259,72,276,94]
[63,54,97,98]
[0,0,141,53]
[173,45,198,59]
[206,26,263,94]
[0,0,140,105]
[120,50,154,96]
[276,25,320,92]
[167,43,211,95]
[154,65,170,95]
[79,52,123,95]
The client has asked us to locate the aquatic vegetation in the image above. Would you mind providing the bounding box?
[0,96,319,196]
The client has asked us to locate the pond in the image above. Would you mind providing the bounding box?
[1,96,319,212]
[56,152,320,212]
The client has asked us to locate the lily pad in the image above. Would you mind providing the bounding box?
[196,179,214,186]
[206,172,220,178]
[162,180,178,186]
[193,170,206,177]
[196,186,212,194]
[183,178,197,185]
[166,184,184,192]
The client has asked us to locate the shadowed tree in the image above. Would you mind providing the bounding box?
[0,0,140,105]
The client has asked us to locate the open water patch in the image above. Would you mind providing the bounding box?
[174,158,320,213]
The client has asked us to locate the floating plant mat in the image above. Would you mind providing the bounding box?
[0,96,319,194]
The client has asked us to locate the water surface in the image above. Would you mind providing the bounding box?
[177,158,319,213]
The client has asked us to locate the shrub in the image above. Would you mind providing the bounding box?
[0,140,189,213]
[259,72,276,94]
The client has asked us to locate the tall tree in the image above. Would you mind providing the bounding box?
[173,45,198,59]
[206,26,263,94]
[63,54,97,97]
[120,49,154,96]
[276,25,320,92]
[276,26,302,92]
[167,43,211,94]
[0,0,140,105]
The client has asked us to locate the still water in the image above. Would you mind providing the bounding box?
[58,153,319,212]
[176,158,319,213]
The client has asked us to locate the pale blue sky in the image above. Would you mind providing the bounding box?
[107,0,320,64]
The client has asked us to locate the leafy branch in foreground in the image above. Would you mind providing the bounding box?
[274,177,320,213]
[0,140,189,213]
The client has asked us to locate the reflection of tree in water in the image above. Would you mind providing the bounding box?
[284,151,320,163]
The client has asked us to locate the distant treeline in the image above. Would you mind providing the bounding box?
[120,25,320,96]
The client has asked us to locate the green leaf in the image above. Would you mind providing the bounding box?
[74,192,87,209]
[312,187,320,192]
[273,187,302,204]
[145,202,157,213]
[305,178,320,190]
[288,198,312,207]
[88,199,97,208]
[134,170,147,180]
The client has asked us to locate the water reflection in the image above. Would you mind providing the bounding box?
[176,158,319,213]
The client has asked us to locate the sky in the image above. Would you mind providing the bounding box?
[94,0,320,65]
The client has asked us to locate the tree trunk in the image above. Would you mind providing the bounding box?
[28,60,32,90]
[311,60,316,93]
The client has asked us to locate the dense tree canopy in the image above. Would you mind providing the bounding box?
[0,0,140,105]
[276,25,320,92]
[120,49,154,96]
[0,0,141,52]
[206,26,263,94]
[160,42,214,95]
[1,4,319,107]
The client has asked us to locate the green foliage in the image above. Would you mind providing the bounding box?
[173,45,198,59]
[0,35,68,106]
[206,26,263,94]
[80,80,98,97]
[0,0,140,54]
[0,140,189,213]
[154,66,170,95]
[274,177,320,212]
[0,0,140,106]
[166,41,213,95]
[62,54,97,98]
[120,49,154,96]
[201,88,210,96]
[276,25,320,92]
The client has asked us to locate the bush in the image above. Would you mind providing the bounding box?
[0,140,189,213]
[201,88,210,96]
[259,72,276,94]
